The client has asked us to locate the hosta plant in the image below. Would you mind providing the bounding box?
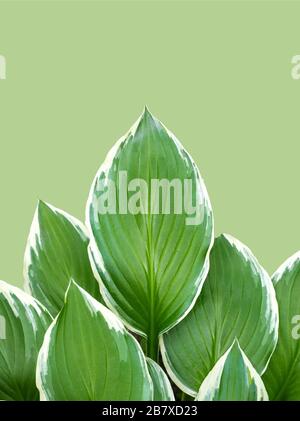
[0,109,298,401]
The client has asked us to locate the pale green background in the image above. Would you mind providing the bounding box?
[0,1,299,289]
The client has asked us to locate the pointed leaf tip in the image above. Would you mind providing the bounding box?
[24,203,102,316]
[143,105,152,115]
[229,338,241,354]
[64,278,80,301]
[140,105,156,124]
[37,199,51,214]
[36,285,153,400]
[196,340,269,401]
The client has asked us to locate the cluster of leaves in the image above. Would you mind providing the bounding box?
[0,109,299,401]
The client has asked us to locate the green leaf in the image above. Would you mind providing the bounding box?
[0,280,52,400]
[36,280,153,401]
[86,108,213,352]
[161,234,278,396]
[262,252,300,400]
[196,340,269,401]
[146,358,175,401]
[24,201,101,316]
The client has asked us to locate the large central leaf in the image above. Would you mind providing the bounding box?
[161,234,278,396]
[87,109,213,351]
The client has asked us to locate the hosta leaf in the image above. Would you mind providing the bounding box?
[87,108,213,351]
[263,252,300,400]
[36,280,153,401]
[146,358,175,401]
[24,201,101,316]
[0,280,52,400]
[161,234,278,396]
[196,340,269,401]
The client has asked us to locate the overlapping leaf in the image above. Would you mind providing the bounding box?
[196,340,269,401]
[263,252,300,400]
[36,281,153,401]
[146,358,175,401]
[87,108,213,352]
[161,234,278,396]
[0,280,52,400]
[24,201,101,316]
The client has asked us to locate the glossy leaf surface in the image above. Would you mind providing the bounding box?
[37,281,153,401]
[263,252,300,400]
[87,108,213,348]
[24,201,101,316]
[146,358,175,401]
[0,280,51,400]
[196,340,269,401]
[161,234,278,396]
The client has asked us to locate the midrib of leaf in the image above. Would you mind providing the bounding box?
[100,173,149,321]
[146,221,157,360]
[73,305,95,400]
[146,121,157,362]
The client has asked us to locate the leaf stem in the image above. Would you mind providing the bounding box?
[147,329,159,362]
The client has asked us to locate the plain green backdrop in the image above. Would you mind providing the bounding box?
[0,1,299,289]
